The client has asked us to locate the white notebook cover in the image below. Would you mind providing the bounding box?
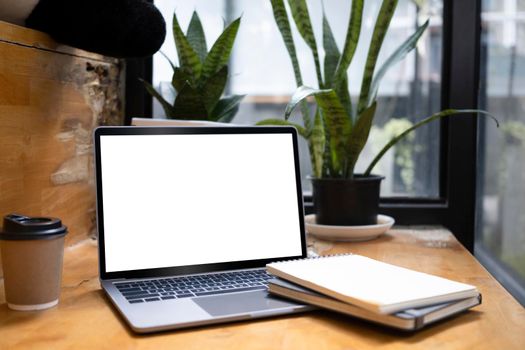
[266,254,479,314]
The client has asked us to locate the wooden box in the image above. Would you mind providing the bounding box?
[0,21,124,277]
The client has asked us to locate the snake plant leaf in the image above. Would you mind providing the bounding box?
[211,94,245,122]
[310,109,326,178]
[256,119,309,138]
[270,0,311,129]
[270,0,310,126]
[335,77,352,120]
[316,92,352,176]
[368,19,429,106]
[201,65,228,113]
[187,11,208,63]
[202,17,241,80]
[357,0,398,115]
[270,0,303,86]
[285,86,324,118]
[321,5,353,118]
[287,0,323,87]
[172,12,202,80]
[295,100,312,131]
[172,83,208,120]
[411,0,426,8]
[321,128,333,177]
[322,10,340,88]
[159,51,177,72]
[217,104,240,123]
[333,0,364,88]
[171,67,193,92]
[345,102,377,177]
[140,78,176,118]
[364,109,499,176]
[285,86,351,175]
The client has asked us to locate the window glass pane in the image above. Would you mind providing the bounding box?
[477,0,525,303]
[484,0,505,11]
[153,0,442,197]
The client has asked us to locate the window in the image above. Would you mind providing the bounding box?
[476,0,525,305]
[124,1,484,250]
[152,0,443,197]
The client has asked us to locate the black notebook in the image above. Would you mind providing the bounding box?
[268,278,482,331]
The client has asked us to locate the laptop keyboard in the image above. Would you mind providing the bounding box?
[114,269,272,304]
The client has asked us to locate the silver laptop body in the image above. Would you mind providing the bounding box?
[93,126,311,333]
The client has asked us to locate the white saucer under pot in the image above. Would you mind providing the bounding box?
[305,214,395,242]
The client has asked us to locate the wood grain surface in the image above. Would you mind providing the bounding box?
[0,21,124,277]
[0,20,117,63]
[1,228,524,350]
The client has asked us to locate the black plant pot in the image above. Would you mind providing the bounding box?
[311,175,384,226]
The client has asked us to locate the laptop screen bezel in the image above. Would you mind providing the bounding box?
[94,126,308,281]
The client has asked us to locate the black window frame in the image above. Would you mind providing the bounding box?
[372,0,481,252]
[125,0,482,252]
[124,57,153,126]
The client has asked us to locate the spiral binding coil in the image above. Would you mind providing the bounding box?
[270,252,354,265]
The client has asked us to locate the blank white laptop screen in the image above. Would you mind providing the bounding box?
[99,133,303,273]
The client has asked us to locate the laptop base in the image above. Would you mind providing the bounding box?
[103,280,312,333]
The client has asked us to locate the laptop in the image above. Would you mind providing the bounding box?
[93,126,312,333]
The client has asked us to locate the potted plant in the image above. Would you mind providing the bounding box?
[143,11,245,122]
[259,0,497,226]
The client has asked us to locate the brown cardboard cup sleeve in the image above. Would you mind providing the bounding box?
[0,214,67,311]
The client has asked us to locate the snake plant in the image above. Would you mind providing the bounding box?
[143,11,244,122]
[258,0,497,178]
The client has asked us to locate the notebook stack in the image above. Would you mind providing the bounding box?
[266,254,481,331]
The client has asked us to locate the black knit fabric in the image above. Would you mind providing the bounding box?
[26,0,166,58]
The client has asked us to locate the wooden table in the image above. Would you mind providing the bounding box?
[1,227,524,349]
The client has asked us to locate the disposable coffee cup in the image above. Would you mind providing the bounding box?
[0,214,67,311]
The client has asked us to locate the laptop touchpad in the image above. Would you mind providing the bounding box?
[193,291,297,317]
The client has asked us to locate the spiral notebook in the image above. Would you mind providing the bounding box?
[266,254,479,314]
[268,278,481,330]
